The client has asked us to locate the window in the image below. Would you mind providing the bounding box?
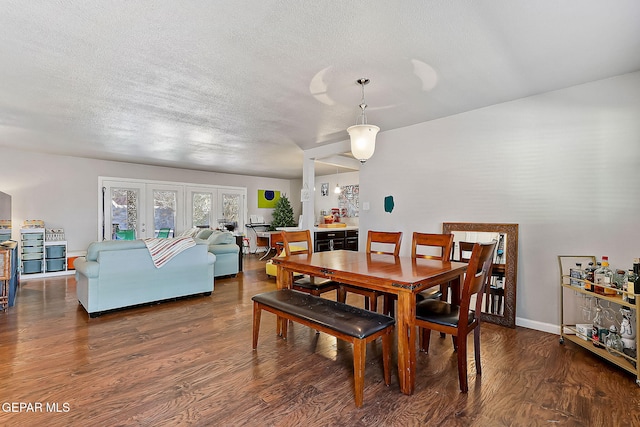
[191,192,213,228]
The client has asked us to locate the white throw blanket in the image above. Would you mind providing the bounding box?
[142,237,196,268]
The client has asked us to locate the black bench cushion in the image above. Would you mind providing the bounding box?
[252,289,395,339]
[292,276,338,291]
[415,299,475,328]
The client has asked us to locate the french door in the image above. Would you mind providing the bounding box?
[102,180,146,240]
[185,186,246,231]
[147,184,183,238]
[100,178,246,240]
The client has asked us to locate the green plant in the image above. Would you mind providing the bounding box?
[270,195,296,230]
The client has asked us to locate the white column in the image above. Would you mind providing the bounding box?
[301,157,316,232]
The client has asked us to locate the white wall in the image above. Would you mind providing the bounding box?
[359,71,640,331]
[0,147,292,253]
[289,178,303,222]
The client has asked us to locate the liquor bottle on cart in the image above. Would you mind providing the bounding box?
[594,256,614,295]
[570,263,584,288]
[592,301,605,348]
[627,269,636,304]
[584,262,596,292]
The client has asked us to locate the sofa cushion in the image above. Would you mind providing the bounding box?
[85,239,210,262]
[86,240,146,262]
[207,231,235,245]
[196,229,214,240]
[178,227,200,238]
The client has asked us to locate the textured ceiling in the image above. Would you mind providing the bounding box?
[1,1,639,179]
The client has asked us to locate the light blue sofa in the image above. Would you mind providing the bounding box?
[193,229,240,277]
[74,239,215,317]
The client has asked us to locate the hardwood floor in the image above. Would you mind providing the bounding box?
[0,254,637,426]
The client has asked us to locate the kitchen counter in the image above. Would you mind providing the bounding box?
[313,225,359,231]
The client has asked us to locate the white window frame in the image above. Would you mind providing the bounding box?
[98,177,246,241]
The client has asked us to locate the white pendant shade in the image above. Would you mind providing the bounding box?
[348,124,379,163]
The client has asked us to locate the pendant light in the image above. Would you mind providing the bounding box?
[347,78,379,164]
[334,169,341,194]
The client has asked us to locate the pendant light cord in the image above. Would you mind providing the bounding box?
[355,78,370,125]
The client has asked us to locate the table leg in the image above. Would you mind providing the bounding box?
[396,292,416,395]
[275,264,292,337]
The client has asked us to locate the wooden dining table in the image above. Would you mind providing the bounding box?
[271,249,468,395]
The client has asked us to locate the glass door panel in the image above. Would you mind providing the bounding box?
[192,192,212,227]
[218,189,246,232]
[152,189,177,237]
[147,184,183,238]
[186,187,217,230]
[101,180,146,241]
[112,188,139,238]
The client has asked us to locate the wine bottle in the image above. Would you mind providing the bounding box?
[626,269,635,304]
[584,262,595,292]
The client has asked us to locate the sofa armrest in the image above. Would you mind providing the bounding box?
[74,258,100,278]
[207,252,216,264]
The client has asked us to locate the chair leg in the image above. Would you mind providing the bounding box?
[456,334,468,393]
[420,328,431,353]
[252,302,262,349]
[440,283,449,303]
[353,339,366,408]
[382,331,392,386]
[383,294,395,317]
[439,284,448,338]
[369,294,378,312]
[474,326,482,376]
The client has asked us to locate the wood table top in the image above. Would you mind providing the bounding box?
[272,250,467,293]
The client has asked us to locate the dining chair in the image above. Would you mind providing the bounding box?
[115,229,136,240]
[484,263,505,314]
[157,228,171,238]
[458,241,475,262]
[412,232,454,298]
[281,230,340,297]
[460,241,503,315]
[338,231,402,313]
[415,240,497,393]
[383,232,454,318]
[264,232,284,277]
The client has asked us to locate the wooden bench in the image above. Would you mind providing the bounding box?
[252,289,395,407]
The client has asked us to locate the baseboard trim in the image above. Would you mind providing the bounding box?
[515,316,559,335]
